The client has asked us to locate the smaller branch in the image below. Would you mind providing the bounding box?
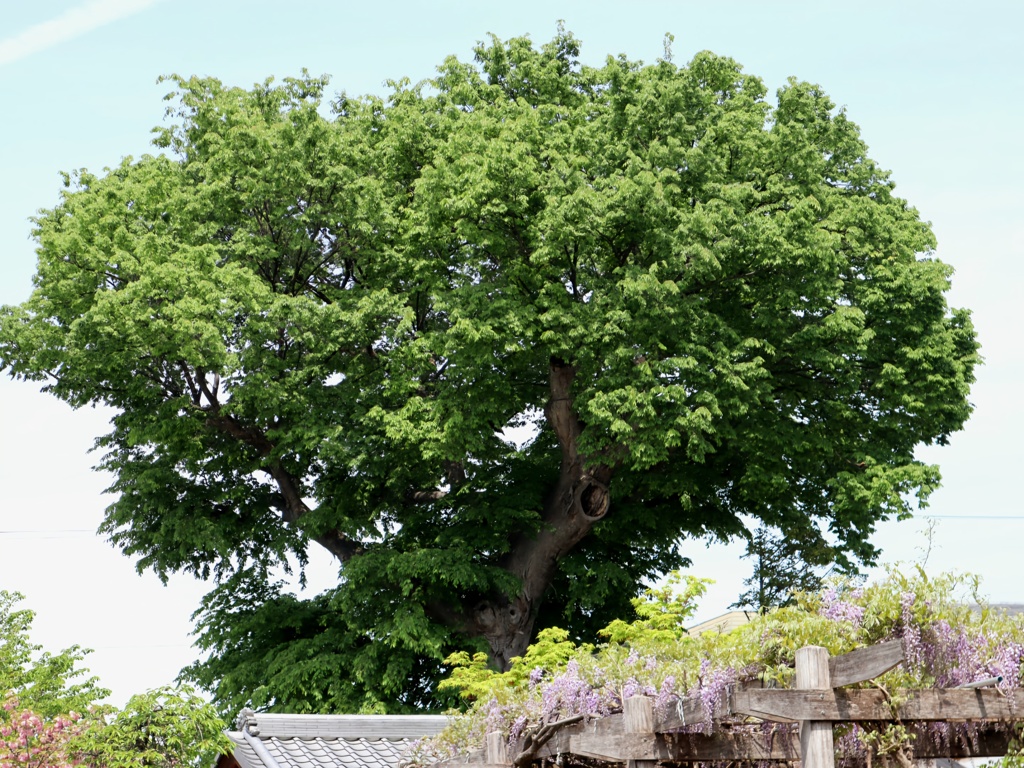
[512,713,589,768]
[178,362,201,405]
[195,367,220,408]
[407,489,449,503]
[206,414,274,455]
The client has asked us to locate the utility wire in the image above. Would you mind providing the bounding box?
[0,529,94,535]
[920,515,1024,520]
[3,516,1024,538]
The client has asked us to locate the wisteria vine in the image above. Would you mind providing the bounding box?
[411,568,1024,768]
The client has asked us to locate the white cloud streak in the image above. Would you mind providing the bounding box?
[0,0,163,67]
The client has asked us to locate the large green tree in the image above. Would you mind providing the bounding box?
[0,31,977,713]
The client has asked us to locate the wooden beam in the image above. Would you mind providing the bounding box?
[525,711,623,762]
[828,640,904,688]
[529,727,574,761]
[569,731,803,762]
[486,732,509,765]
[448,722,1016,766]
[731,688,1024,722]
[654,691,730,731]
[451,725,1017,767]
[796,646,834,768]
[910,726,1014,759]
[624,697,655,733]
[623,698,657,768]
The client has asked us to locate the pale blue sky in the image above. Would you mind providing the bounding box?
[2,1,1022,705]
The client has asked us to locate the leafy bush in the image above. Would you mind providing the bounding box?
[0,591,229,767]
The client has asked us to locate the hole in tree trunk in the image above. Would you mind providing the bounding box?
[578,479,609,521]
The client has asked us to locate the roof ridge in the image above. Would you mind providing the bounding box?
[239,712,449,740]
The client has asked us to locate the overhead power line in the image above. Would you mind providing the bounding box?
[921,515,1024,520]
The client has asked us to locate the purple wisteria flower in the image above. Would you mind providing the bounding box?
[529,667,545,686]
[820,587,866,626]
[653,675,677,717]
[537,660,603,721]
[694,658,737,734]
[900,590,926,671]
[484,697,506,733]
[992,641,1024,691]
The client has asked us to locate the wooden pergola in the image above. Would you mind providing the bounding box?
[440,641,1023,768]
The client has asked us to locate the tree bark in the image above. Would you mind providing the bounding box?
[469,357,613,669]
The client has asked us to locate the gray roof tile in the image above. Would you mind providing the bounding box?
[225,712,448,768]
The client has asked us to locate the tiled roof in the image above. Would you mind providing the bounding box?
[224,710,449,768]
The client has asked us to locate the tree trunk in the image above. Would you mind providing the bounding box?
[469,357,613,669]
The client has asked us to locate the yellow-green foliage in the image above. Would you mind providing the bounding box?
[440,627,593,702]
[600,573,711,645]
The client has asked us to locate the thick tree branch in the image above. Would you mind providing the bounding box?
[205,412,362,562]
[178,362,201,405]
[513,713,590,768]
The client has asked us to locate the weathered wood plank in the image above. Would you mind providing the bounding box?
[429,750,485,768]
[455,724,1017,766]
[829,640,905,688]
[526,714,622,761]
[910,726,1015,759]
[569,731,802,762]
[624,697,654,733]
[796,646,833,768]
[529,727,574,761]
[731,688,1024,722]
[457,727,1016,766]
[898,689,1024,720]
[623,697,657,768]
[486,732,509,765]
[570,712,624,739]
[654,692,730,731]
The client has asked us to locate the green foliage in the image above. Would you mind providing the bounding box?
[441,627,591,703]
[0,592,228,766]
[72,685,230,768]
[600,572,709,645]
[732,524,835,611]
[0,591,108,718]
[0,28,979,712]
[182,574,465,716]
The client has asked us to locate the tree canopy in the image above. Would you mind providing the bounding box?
[732,524,833,612]
[0,30,978,713]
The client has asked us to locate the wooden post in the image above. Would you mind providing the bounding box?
[623,696,657,768]
[486,731,509,766]
[796,646,834,768]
